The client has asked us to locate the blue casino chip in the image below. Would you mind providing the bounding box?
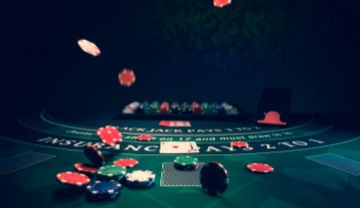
[86,180,122,201]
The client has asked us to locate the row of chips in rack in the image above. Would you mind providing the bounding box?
[122,101,238,115]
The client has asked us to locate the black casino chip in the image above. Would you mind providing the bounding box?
[200,161,229,196]
[83,144,105,167]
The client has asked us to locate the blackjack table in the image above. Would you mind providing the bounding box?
[1,108,359,208]
[2,0,360,207]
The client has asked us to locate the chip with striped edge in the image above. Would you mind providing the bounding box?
[118,69,136,87]
[200,161,229,196]
[124,170,156,188]
[56,171,91,188]
[97,125,123,146]
[113,158,139,168]
[74,163,99,174]
[83,144,105,167]
[173,155,199,171]
[247,163,274,173]
[97,165,127,180]
[86,180,122,201]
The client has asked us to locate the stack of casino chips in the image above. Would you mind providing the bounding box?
[86,180,122,201]
[145,101,160,115]
[96,165,127,181]
[124,170,156,188]
[159,101,170,114]
[173,155,200,171]
[122,101,140,114]
[170,102,181,114]
[56,124,157,201]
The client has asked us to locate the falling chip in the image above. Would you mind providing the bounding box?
[77,39,101,57]
[118,69,136,87]
[213,0,231,8]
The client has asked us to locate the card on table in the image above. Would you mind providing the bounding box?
[306,153,360,176]
[0,151,56,175]
[159,141,199,154]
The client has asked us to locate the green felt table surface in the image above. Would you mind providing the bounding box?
[1,112,360,208]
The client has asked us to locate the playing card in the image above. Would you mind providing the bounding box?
[159,141,199,154]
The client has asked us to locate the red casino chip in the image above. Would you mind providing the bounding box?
[213,0,232,8]
[73,163,98,174]
[118,69,136,87]
[247,163,274,173]
[56,171,91,187]
[136,134,154,141]
[159,101,170,114]
[113,158,139,168]
[97,125,123,146]
[230,141,249,148]
[191,101,202,114]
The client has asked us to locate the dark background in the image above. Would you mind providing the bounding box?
[2,0,359,120]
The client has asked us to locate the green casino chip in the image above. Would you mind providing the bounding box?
[174,155,198,166]
[97,165,127,180]
[201,102,212,115]
[173,156,199,171]
[145,101,159,115]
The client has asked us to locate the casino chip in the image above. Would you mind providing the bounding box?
[135,101,149,114]
[97,125,123,146]
[213,0,232,8]
[118,69,136,87]
[230,141,249,148]
[159,101,170,114]
[191,101,202,114]
[136,134,154,141]
[124,170,156,188]
[56,171,91,188]
[247,163,274,173]
[74,163,98,174]
[86,180,122,201]
[122,101,141,114]
[173,155,199,171]
[170,102,181,114]
[127,101,140,110]
[122,107,135,114]
[145,101,160,115]
[113,158,139,168]
[181,102,192,115]
[77,39,101,57]
[201,102,213,115]
[97,165,127,180]
[200,161,229,196]
[83,144,105,167]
